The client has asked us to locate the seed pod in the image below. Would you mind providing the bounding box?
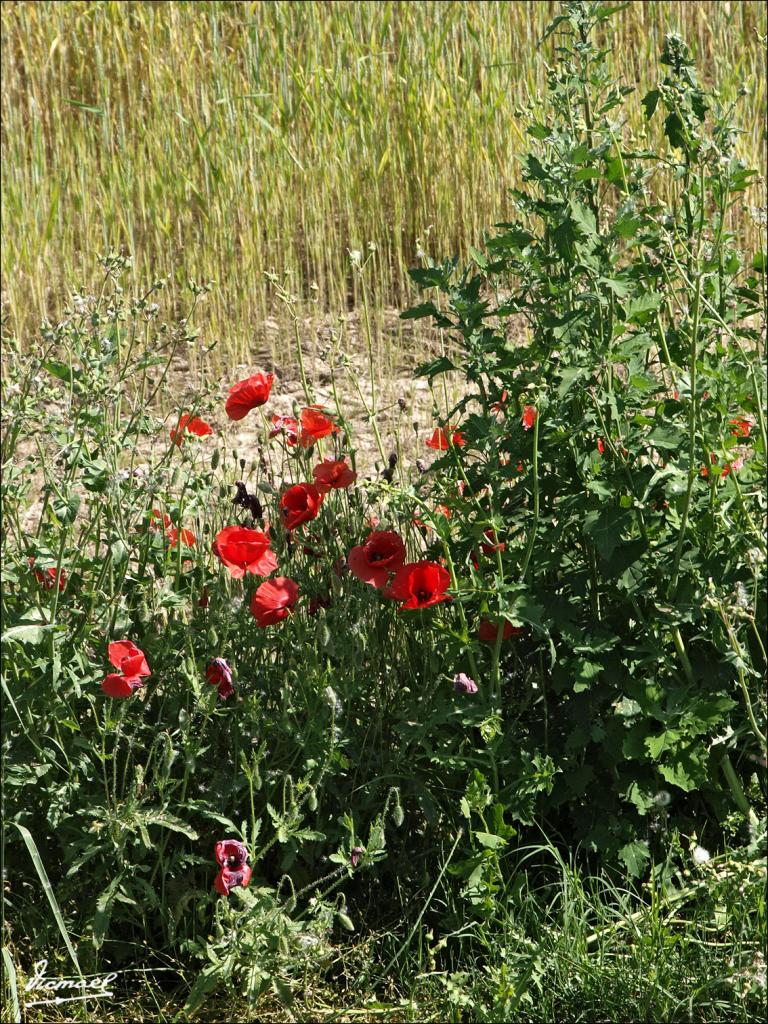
[211,448,220,471]
[207,628,219,647]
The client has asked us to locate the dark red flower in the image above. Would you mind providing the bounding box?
[313,458,357,491]
[388,561,452,611]
[478,619,523,643]
[102,640,151,698]
[212,525,278,578]
[350,846,365,869]
[250,576,299,626]
[198,586,209,608]
[471,528,505,569]
[214,839,252,895]
[308,593,332,616]
[279,483,325,531]
[426,426,465,450]
[522,406,537,431]
[225,372,275,421]
[597,437,605,455]
[206,658,234,700]
[28,557,66,592]
[348,530,406,589]
[299,406,339,447]
[269,414,299,445]
[453,673,478,695]
[170,413,213,445]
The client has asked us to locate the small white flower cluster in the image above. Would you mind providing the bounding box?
[692,844,710,865]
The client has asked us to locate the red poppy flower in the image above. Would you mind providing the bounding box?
[250,576,299,626]
[730,418,752,438]
[472,528,505,569]
[279,483,325,531]
[198,586,209,608]
[214,839,252,895]
[170,413,213,445]
[313,458,357,491]
[348,530,406,589]
[102,673,146,698]
[225,372,275,421]
[388,561,452,611]
[206,657,234,700]
[150,509,172,531]
[299,406,340,447]
[212,525,278,578]
[269,414,299,445]
[478,619,523,643]
[426,427,465,450]
[28,557,67,592]
[167,527,196,549]
[597,437,605,455]
[108,640,151,677]
[102,640,151,698]
[522,406,537,431]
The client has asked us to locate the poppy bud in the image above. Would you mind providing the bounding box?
[453,673,478,695]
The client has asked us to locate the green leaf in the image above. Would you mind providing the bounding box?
[473,831,507,850]
[569,200,597,237]
[13,824,84,978]
[624,293,662,323]
[43,359,78,383]
[583,509,631,559]
[413,356,455,380]
[140,811,200,840]
[1,623,52,646]
[400,302,452,327]
[93,874,125,949]
[641,89,660,120]
[664,111,687,150]
[619,840,650,877]
[573,658,602,693]
[647,423,685,451]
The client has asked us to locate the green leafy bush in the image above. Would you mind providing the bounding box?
[400,0,766,864]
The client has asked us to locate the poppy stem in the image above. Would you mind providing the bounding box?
[518,411,540,581]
